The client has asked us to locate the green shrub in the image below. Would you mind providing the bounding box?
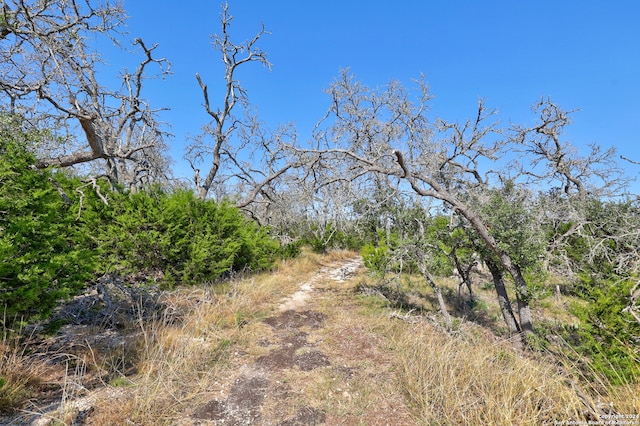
[279,240,303,259]
[302,222,369,253]
[0,119,283,323]
[566,275,640,384]
[90,188,280,285]
[0,128,95,323]
[361,241,390,275]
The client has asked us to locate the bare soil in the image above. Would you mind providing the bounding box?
[191,310,331,425]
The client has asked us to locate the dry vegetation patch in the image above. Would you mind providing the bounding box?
[392,323,586,425]
[1,250,638,425]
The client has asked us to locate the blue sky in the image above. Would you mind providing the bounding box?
[115,1,640,182]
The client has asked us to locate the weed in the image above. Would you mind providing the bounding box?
[109,376,131,387]
[0,335,44,413]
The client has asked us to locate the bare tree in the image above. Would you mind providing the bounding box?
[513,99,624,199]
[187,3,301,208]
[305,71,632,343]
[509,100,629,282]
[0,0,171,190]
[304,70,529,338]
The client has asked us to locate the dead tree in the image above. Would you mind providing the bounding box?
[304,70,531,339]
[0,0,170,190]
[187,3,301,210]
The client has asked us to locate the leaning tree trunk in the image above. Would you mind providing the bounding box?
[449,196,534,337]
[485,258,521,337]
[417,259,452,326]
[496,254,534,335]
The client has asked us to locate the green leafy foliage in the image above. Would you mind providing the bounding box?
[0,124,95,322]
[304,222,369,253]
[480,182,545,271]
[361,240,390,275]
[544,198,640,382]
[278,240,304,259]
[360,212,456,278]
[88,188,281,285]
[423,215,470,277]
[0,117,284,323]
[567,274,640,384]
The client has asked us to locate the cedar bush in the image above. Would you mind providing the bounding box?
[566,274,640,384]
[88,188,281,285]
[1,117,284,323]
[552,200,640,384]
[0,123,95,323]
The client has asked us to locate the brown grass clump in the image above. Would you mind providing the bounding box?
[0,335,42,413]
[391,322,589,425]
[1,332,93,423]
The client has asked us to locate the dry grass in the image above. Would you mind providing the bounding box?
[363,271,636,424]
[0,330,92,423]
[548,339,640,416]
[0,334,42,413]
[389,322,588,425]
[88,250,347,424]
[340,272,639,425]
[2,250,638,425]
[0,251,342,425]
[607,383,640,414]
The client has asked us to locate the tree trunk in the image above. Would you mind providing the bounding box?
[517,297,534,335]
[448,195,534,336]
[451,249,475,303]
[434,286,452,326]
[418,260,452,326]
[196,185,208,200]
[485,258,521,337]
[498,256,534,335]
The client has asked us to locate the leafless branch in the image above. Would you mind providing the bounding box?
[187,3,300,215]
[1,0,171,190]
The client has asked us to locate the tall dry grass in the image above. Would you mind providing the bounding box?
[390,321,602,425]
[3,250,637,425]
[548,337,640,417]
[0,330,90,423]
[0,334,41,413]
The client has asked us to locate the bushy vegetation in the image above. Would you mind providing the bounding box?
[0,124,95,322]
[565,275,640,384]
[1,1,638,422]
[554,202,640,383]
[360,215,456,278]
[89,188,281,285]
[300,222,370,254]
[357,185,640,384]
[0,128,284,325]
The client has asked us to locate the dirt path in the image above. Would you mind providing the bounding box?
[186,256,417,425]
[2,255,417,425]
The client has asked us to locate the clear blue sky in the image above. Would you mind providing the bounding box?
[115,1,640,183]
